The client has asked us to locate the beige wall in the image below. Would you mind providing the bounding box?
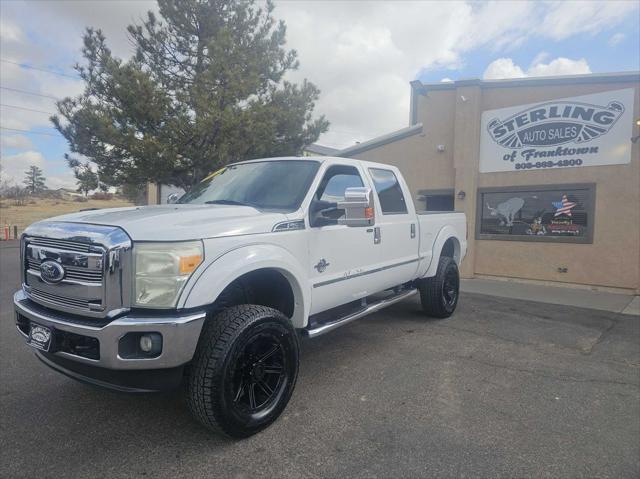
[352,89,457,201]
[475,81,639,291]
[352,77,640,292]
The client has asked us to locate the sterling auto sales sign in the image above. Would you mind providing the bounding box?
[479,88,635,173]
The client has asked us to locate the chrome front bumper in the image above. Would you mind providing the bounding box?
[14,290,206,370]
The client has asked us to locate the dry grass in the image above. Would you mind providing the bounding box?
[0,197,134,236]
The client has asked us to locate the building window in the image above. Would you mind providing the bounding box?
[418,189,455,211]
[476,184,595,243]
[368,168,408,214]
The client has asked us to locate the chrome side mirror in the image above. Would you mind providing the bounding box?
[166,193,179,204]
[338,187,375,227]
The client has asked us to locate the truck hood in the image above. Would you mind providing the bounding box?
[36,204,289,241]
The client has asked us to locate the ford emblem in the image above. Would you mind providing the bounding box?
[40,260,65,284]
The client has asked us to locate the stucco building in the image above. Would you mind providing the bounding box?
[338,72,640,294]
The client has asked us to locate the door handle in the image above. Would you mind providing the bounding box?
[410,223,416,239]
[374,226,381,244]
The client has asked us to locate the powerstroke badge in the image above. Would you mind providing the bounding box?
[487,99,624,149]
[479,88,634,173]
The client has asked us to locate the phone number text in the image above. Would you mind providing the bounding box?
[514,158,583,170]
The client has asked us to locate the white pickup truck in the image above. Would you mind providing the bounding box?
[14,156,466,437]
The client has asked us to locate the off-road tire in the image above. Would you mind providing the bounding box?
[418,256,459,318]
[187,305,299,438]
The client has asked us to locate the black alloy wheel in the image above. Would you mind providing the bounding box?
[419,255,460,318]
[187,305,299,438]
[442,263,459,309]
[228,328,290,421]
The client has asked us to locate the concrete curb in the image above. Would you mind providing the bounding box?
[461,278,639,316]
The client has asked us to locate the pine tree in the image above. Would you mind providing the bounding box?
[70,161,99,196]
[23,165,46,195]
[52,0,329,191]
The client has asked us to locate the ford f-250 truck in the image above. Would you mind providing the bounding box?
[14,156,466,437]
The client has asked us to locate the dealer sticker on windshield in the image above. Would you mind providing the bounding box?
[28,323,52,352]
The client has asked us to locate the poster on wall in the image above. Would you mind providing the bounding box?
[477,184,595,243]
[479,88,635,173]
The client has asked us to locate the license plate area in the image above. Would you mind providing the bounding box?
[28,323,53,352]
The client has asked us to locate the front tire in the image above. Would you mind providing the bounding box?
[187,305,299,438]
[418,256,460,318]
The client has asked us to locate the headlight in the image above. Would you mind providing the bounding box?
[133,241,203,308]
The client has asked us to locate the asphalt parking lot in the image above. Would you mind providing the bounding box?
[1,240,639,478]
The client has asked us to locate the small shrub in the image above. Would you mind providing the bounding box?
[91,192,113,200]
[41,189,63,200]
[7,186,28,206]
[74,196,88,202]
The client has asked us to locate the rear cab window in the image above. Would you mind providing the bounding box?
[368,168,408,214]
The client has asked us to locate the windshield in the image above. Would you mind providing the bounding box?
[178,160,320,211]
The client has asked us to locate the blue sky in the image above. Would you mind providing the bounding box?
[418,11,639,84]
[1,0,638,190]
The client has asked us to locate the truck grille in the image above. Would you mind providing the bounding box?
[21,224,132,319]
[29,288,94,310]
[27,258,103,283]
[28,236,93,253]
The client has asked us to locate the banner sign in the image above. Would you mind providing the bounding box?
[479,89,635,173]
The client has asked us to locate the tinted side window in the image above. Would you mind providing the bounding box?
[317,165,364,202]
[425,195,454,211]
[368,168,408,214]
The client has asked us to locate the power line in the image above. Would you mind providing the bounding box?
[0,126,61,137]
[0,86,60,101]
[0,103,56,115]
[1,58,78,79]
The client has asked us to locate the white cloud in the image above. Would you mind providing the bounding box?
[277,0,503,147]
[1,134,34,150]
[528,57,591,77]
[483,56,591,80]
[276,0,634,147]
[530,51,550,68]
[0,54,74,132]
[0,151,76,189]
[0,0,636,153]
[0,18,23,43]
[0,150,45,184]
[441,78,454,83]
[608,32,625,46]
[483,58,526,80]
[539,1,638,40]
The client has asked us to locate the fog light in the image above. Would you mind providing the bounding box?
[139,335,153,352]
[119,332,162,358]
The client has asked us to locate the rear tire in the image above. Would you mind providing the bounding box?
[187,305,299,438]
[418,256,459,318]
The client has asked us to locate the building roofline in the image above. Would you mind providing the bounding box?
[303,143,339,156]
[337,123,423,157]
[413,71,640,92]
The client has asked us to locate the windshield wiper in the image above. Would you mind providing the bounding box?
[204,199,256,208]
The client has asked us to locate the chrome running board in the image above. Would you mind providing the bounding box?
[303,288,417,338]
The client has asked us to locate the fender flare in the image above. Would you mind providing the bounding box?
[178,243,310,328]
[422,226,463,278]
